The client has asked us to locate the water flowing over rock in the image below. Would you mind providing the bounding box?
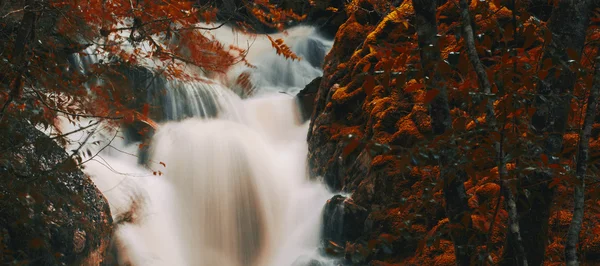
[218,26,333,95]
[0,119,112,265]
[70,25,337,266]
[149,119,285,266]
[322,195,368,245]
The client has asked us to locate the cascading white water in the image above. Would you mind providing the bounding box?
[149,119,286,266]
[216,26,333,95]
[68,25,336,266]
[162,80,243,121]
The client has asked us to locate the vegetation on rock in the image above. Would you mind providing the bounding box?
[309,0,600,265]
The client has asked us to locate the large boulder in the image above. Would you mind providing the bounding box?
[307,1,600,265]
[306,1,464,264]
[0,118,113,265]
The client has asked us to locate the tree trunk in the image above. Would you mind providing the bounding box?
[412,0,451,135]
[520,1,593,265]
[1,0,38,120]
[564,56,600,266]
[458,1,528,265]
[413,1,473,265]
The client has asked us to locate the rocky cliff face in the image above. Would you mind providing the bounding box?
[0,119,113,265]
[308,1,600,265]
[308,4,447,264]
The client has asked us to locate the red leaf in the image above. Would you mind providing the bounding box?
[342,138,361,157]
[405,82,423,93]
[548,177,562,188]
[363,75,376,96]
[549,164,561,169]
[142,103,150,117]
[424,89,440,104]
[541,154,549,165]
[362,63,371,73]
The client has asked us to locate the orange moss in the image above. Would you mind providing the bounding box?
[325,11,375,65]
[488,163,516,180]
[312,1,600,265]
[329,125,364,140]
[410,104,432,134]
[363,3,414,47]
[412,224,428,235]
[371,155,399,169]
[471,214,490,233]
[410,239,456,266]
[331,85,365,106]
[389,116,424,147]
[468,195,480,209]
[366,97,395,117]
[475,183,501,202]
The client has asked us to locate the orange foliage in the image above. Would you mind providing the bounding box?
[1,0,307,143]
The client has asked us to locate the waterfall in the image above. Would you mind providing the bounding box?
[216,26,333,95]
[149,119,285,266]
[66,25,335,265]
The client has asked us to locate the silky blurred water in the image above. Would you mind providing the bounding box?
[63,26,337,265]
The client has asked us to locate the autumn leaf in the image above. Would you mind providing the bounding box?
[141,103,150,117]
[267,35,301,61]
[423,89,440,104]
[405,82,423,93]
[541,154,549,165]
[362,63,371,73]
[342,138,361,158]
[523,25,536,49]
[363,75,377,96]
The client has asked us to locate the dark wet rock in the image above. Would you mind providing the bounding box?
[0,118,113,265]
[297,38,330,69]
[296,77,323,123]
[322,195,368,245]
[304,0,349,39]
[292,255,326,266]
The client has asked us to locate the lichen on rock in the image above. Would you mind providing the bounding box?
[0,118,113,265]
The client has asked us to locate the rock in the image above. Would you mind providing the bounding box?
[322,195,368,245]
[296,77,323,123]
[306,2,459,264]
[291,255,325,266]
[0,118,113,265]
[304,0,349,38]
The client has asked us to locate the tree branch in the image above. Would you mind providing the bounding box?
[565,55,600,266]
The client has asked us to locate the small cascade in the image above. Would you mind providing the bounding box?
[217,26,333,95]
[162,80,243,121]
[65,45,243,124]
